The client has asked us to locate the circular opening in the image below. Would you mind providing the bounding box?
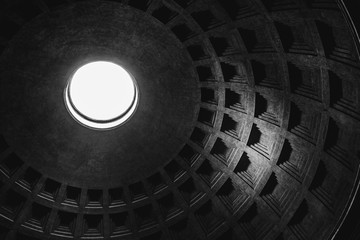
[64,61,139,130]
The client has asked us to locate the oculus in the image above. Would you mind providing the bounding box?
[64,61,138,130]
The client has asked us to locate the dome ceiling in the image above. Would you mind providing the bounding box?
[0,0,360,240]
[0,1,198,187]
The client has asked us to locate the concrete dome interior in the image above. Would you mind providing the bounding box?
[0,0,359,240]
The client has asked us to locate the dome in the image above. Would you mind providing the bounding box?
[0,0,359,239]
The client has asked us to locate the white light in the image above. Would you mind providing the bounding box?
[64,61,138,130]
